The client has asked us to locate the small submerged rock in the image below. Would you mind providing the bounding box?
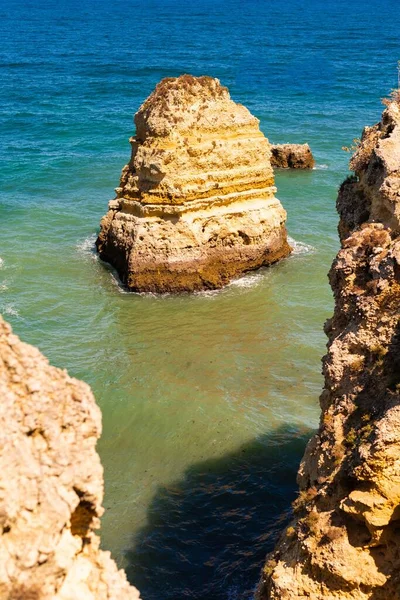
[270,143,315,169]
[96,75,291,293]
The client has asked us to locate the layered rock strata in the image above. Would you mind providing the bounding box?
[96,75,290,292]
[0,316,140,600]
[257,99,400,599]
[270,143,315,169]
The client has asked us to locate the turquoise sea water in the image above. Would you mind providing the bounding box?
[1,0,400,598]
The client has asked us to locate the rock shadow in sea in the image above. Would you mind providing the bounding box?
[125,425,312,600]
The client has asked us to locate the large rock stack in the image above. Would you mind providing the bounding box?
[0,316,140,600]
[257,99,400,599]
[96,75,290,292]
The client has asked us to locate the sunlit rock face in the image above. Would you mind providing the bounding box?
[270,143,315,169]
[257,99,400,599]
[96,75,290,293]
[0,316,140,600]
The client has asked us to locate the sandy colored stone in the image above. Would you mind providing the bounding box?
[257,99,400,599]
[96,75,291,293]
[0,316,140,600]
[337,100,400,240]
[270,143,315,169]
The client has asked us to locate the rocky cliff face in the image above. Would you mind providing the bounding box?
[96,75,290,293]
[257,99,400,599]
[0,316,140,600]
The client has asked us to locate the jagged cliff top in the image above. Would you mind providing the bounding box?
[350,98,400,174]
[134,74,259,139]
[337,96,400,238]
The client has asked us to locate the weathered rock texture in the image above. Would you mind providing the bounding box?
[257,100,400,599]
[0,316,140,600]
[96,75,290,292]
[270,143,315,169]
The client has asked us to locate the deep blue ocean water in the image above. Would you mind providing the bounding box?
[1,1,400,598]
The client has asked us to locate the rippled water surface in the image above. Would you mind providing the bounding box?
[2,0,400,597]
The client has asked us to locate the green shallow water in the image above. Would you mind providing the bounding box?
[3,0,400,596]
[0,165,338,597]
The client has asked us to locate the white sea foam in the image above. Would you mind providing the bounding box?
[314,163,329,170]
[0,257,4,269]
[193,290,218,298]
[2,304,19,317]
[76,234,98,260]
[194,269,270,298]
[288,236,316,256]
[110,271,130,294]
[228,270,266,289]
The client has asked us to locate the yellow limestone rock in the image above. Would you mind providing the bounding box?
[0,316,140,600]
[96,75,291,292]
[257,98,400,599]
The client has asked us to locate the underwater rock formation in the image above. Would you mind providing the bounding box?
[270,143,315,169]
[96,75,290,293]
[0,316,140,600]
[257,99,400,599]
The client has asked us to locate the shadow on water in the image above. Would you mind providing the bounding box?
[125,424,314,600]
